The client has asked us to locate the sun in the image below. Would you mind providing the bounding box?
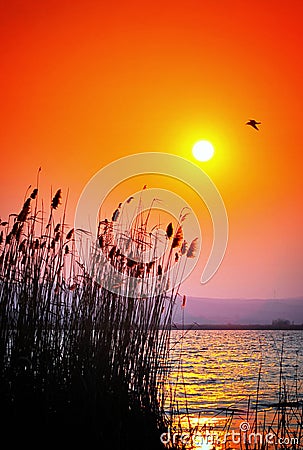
[192,140,215,162]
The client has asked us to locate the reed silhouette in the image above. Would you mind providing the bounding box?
[0,181,196,449]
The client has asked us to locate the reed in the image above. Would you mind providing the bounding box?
[0,183,194,448]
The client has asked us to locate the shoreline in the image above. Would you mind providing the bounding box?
[172,324,303,330]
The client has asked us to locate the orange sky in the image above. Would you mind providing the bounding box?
[1,0,303,299]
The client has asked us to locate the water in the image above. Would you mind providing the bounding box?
[169,330,303,415]
[164,330,303,449]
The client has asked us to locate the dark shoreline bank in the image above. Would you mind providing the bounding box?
[172,324,303,330]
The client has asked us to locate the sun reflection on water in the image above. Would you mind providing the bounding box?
[165,330,303,449]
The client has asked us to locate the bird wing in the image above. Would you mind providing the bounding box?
[251,123,259,130]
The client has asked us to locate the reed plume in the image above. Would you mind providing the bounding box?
[30,188,38,199]
[172,226,183,249]
[112,208,120,221]
[166,222,173,239]
[66,228,74,240]
[17,198,31,222]
[186,237,198,258]
[51,189,62,209]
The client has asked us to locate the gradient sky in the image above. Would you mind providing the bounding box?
[1,0,303,299]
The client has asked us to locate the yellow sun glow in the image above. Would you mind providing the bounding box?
[192,140,215,162]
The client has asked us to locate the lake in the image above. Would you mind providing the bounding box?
[164,330,303,448]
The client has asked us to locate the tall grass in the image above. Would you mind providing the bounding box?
[0,184,196,448]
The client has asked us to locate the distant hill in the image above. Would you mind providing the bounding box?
[175,297,303,325]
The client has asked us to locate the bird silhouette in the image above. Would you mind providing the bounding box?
[246,119,261,131]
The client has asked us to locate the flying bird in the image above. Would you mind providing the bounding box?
[246,119,261,131]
